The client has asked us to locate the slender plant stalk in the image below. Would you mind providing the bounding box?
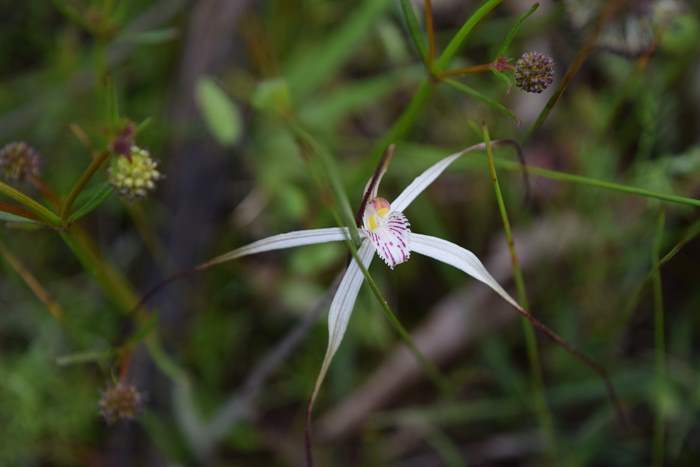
[60,224,138,312]
[0,180,61,227]
[0,238,64,319]
[424,0,437,68]
[61,151,111,221]
[651,210,666,467]
[438,63,493,77]
[483,125,557,455]
[488,157,700,208]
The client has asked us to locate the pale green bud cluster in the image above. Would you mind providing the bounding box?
[108,146,162,199]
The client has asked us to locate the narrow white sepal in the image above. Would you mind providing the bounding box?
[200,227,353,268]
[310,240,376,406]
[391,143,488,213]
[408,232,522,311]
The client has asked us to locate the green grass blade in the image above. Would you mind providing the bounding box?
[436,0,503,70]
[651,210,667,467]
[495,2,539,57]
[445,78,517,122]
[399,0,427,61]
[482,125,557,455]
[0,180,61,227]
[68,183,114,223]
[285,0,393,98]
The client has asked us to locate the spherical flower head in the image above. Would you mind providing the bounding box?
[99,382,144,424]
[108,146,162,199]
[514,51,555,94]
[0,142,41,181]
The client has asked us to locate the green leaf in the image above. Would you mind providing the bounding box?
[284,0,393,98]
[195,77,243,147]
[67,183,114,223]
[0,211,39,224]
[444,78,517,122]
[399,0,427,61]
[120,28,179,45]
[495,3,539,57]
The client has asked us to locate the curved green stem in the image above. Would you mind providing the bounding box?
[0,180,61,227]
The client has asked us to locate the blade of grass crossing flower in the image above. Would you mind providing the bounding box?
[444,79,517,122]
[482,125,556,455]
[198,228,352,270]
[289,123,361,245]
[651,210,666,467]
[309,240,376,410]
[399,0,427,61]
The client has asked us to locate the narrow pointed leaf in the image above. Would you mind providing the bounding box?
[199,228,353,269]
[444,78,517,122]
[495,2,539,57]
[399,0,427,60]
[0,211,39,224]
[409,232,521,310]
[68,183,114,223]
[196,77,242,146]
[310,240,375,407]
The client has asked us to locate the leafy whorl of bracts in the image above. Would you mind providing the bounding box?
[99,382,144,424]
[108,146,162,199]
[0,142,41,181]
[515,51,555,94]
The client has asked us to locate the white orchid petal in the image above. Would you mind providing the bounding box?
[391,143,489,213]
[310,240,375,406]
[200,227,354,268]
[365,210,411,269]
[409,233,522,310]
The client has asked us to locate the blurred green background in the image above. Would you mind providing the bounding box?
[1,0,700,465]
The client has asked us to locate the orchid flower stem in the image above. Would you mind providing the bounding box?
[651,209,666,467]
[0,180,61,227]
[61,150,111,222]
[482,125,557,455]
[339,216,453,396]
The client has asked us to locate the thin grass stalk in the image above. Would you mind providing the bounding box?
[0,238,64,319]
[482,125,557,455]
[488,157,700,208]
[424,0,436,68]
[651,210,666,467]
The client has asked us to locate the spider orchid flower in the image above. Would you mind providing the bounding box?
[198,142,524,406]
